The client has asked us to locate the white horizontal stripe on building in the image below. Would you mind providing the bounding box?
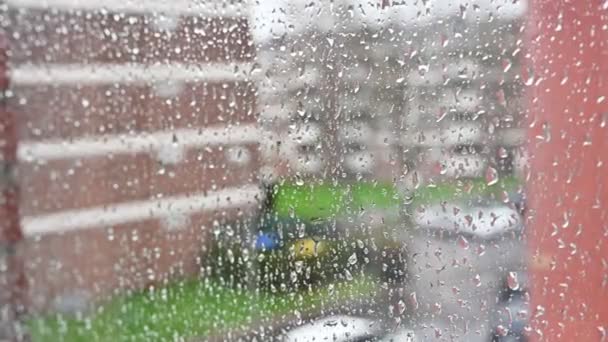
[10,63,253,86]
[6,0,248,17]
[402,123,484,147]
[21,184,262,236]
[18,124,261,162]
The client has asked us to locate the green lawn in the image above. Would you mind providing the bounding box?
[27,277,377,342]
[408,175,522,208]
[272,182,401,221]
[273,176,522,221]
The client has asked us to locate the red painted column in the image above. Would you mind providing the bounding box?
[526,1,608,340]
[0,33,26,340]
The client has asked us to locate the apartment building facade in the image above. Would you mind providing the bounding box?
[258,12,526,189]
[2,0,261,313]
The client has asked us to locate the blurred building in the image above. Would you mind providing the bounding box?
[401,18,526,185]
[257,2,526,188]
[3,0,261,312]
[257,29,408,183]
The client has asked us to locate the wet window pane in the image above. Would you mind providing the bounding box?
[0,0,606,341]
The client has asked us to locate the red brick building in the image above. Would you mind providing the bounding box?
[3,0,261,312]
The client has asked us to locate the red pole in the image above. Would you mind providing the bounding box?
[0,32,26,340]
[526,1,608,340]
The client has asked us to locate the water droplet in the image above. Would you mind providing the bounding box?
[458,235,470,250]
[597,326,606,342]
[473,274,482,287]
[348,253,358,265]
[417,64,429,75]
[485,166,499,186]
[295,260,304,274]
[507,271,520,290]
[409,292,419,310]
[541,122,552,142]
[295,174,304,186]
[496,325,509,336]
[535,305,546,318]
[226,249,235,264]
[523,66,535,86]
[397,299,406,314]
[498,147,509,159]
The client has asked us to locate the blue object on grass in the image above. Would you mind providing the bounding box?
[255,232,280,251]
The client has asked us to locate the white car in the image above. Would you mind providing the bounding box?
[282,315,381,342]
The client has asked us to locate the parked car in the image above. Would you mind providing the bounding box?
[282,315,382,342]
[281,315,419,342]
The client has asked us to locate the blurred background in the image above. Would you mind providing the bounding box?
[0,0,605,341]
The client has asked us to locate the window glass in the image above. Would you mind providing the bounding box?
[0,0,606,341]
